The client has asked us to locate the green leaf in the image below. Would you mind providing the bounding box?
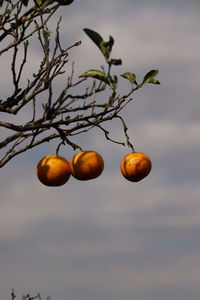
[34,0,43,6]
[141,69,160,85]
[110,75,118,89]
[38,0,56,8]
[21,0,29,6]
[110,58,122,66]
[84,28,106,58]
[79,70,110,85]
[83,28,114,60]
[121,72,137,85]
[34,0,55,7]
[84,28,103,48]
[55,0,74,5]
[103,35,114,58]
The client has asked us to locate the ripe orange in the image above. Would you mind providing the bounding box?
[36,155,71,186]
[120,152,152,182]
[70,151,104,180]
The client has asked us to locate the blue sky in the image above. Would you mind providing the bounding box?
[1,0,200,299]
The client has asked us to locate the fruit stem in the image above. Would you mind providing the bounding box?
[117,115,135,152]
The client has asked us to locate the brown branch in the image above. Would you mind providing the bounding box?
[0,132,59,167]
[116,115,135,152]
[0,97,134,167]
[0,2,144,168]
[0,39,81,114]
[86,120,126,147]
[0,3,59,55]
[0,132,22,149]
[17,40,29,82]
[11,289,16,300]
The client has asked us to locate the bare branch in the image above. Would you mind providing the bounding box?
[11,289,16,300]
[116,115,135,152]
[0,1,159,167]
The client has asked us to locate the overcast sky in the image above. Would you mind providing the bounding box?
[1,0,200,299]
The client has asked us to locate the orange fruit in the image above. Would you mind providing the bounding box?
[120,152,152,182]
[70,151,104,180]
[36,155,71,186]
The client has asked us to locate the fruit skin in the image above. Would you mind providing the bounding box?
[36,155,71,186]
[55,0,74,5]
[120,152,152,182]
[70,151,104,181]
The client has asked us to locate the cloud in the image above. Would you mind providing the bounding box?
[1,173,200,299]
[58,0,200,71]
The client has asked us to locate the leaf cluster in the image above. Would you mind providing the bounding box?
[80,28,160,90]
